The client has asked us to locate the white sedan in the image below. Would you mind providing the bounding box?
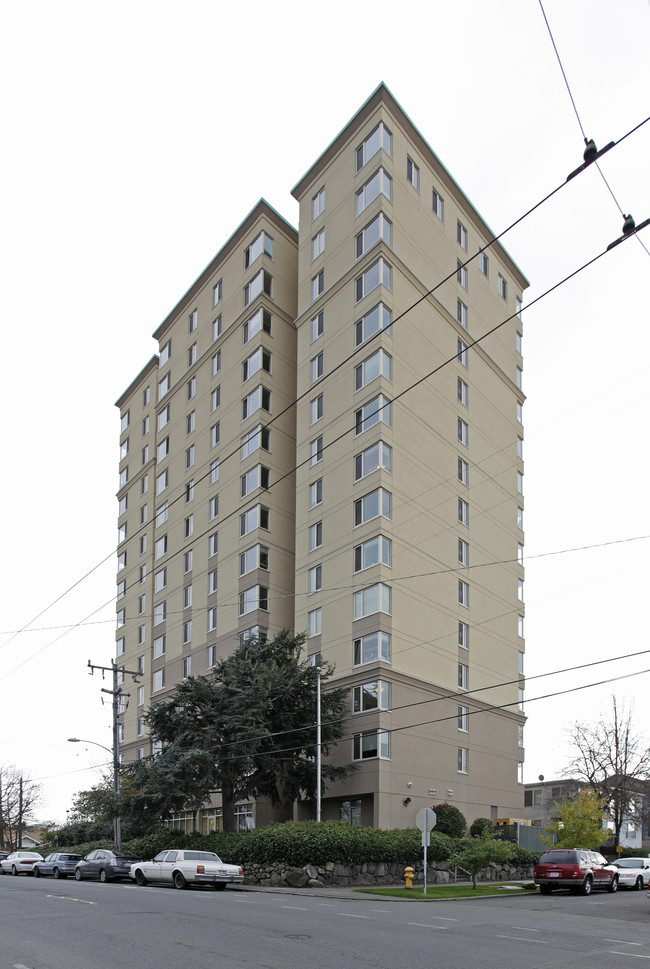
[0,851,42,875]
[613,857,650,890]
[130,849,244,890]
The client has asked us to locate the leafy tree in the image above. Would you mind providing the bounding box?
[454,831,513,888]
[542,786,606,849]
[0,766,42,849]
[431,803,466,837]
[122,630,351,831]
[567,698,650,848]
[469,817,494,838]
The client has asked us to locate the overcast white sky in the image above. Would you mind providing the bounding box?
[1,0,649,825]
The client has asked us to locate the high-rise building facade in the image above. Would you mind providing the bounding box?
[115,85,528,832]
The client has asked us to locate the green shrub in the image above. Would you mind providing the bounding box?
[469,817,493,838]
[431,803,467,838]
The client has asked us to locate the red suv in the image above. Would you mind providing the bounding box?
[534,849,618,895]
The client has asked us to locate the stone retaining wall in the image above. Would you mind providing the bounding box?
[243,860,534,888]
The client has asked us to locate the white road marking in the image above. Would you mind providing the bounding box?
[497,935,548,944]
[431,915,458,921]
[338,913,373,919]
[604,941,643,946]
[282,906,308,911]
[407,922,446,929]
[46,894,95,905]
[607,954,650,960]
[511,926,540,931]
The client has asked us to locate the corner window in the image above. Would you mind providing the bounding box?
[244,231,273,268]
[355,349,392,391]
[311,270,324,302]
[354,487,391,526]
[244,269,272,307]
[353,631,391,665]
[354,535,391,572]
[354,680,391,712]
[353,582,391,619]
[356,213,392,258]
[311,311,324,342]
[354,440,392,481]
[356,122,391,172]
[353,729,390,760]
[406,157,419,190]
[312,229,325,261]
[356,168,392,216]
[355,394,392,435]
[355,302,392,346]
[312,187,325,220]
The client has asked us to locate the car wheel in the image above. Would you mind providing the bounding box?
[53,868,61,880]
[213,883,226,891]
[74,868,82,881]
[173,871,187,890]
[34,867,41,878]
[634,876,644,891]
[11,866,18,876]
[581,876,593,896]
[608,875,618,893]
[539,884,552,895]
[99,869,108,883]
[135,870,147,887]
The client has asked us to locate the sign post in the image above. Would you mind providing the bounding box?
[416,808,437,894]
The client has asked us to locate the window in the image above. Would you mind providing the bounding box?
[244,269,272,306]
[406,156,419,189]
[478,251,489,277]
[458,499,469,526]
[213,279,222,306]
[184,514,193,538]
[184,549,193,572]
[139,564,146,584]
[240,544,269,575]
[312,229,325,260]
[354,535,391,572]
[208,569,218,594]
[353,730,390,760]
[498,273,507,299]
[118,522,127,544]
[212,315,222,342]
[457,260,468,290]
[355,257,392,303]
[187,342,197,367]
[354,631,391,665]
[242,347,271,382]
[209,495,219,520]
[207,644,217,668]
[183,619,192,645]
[157,405,170,432]
[159,340,171,367]
[516,366,523,390]
[183,656,192,678]
[153,600,167,625]
[242,385,271,419]
[308,565,322,593]
[309,521,323,551]
[119,467,128,488]
[210,422,220,447]
[208,607,218,632]
[143,386,150,406]
[354,582,391,619]
[243,307,271,345]
[153,669,166,692]
[356,167,392,215]
[517,401,523,424]
[239,625,267,646]
[457,338,468,367]
[457,221,468,251]
[355,349,392,391]
[354,487,391,526]
[239,585,269,614]
[117,580,126,600]
[186,411,195,435]
[354,680,390,713]
[155,501,168,527]
[310,352,323,383]
[309,437,323,466]
[517,507,524,530]
[309,479,322,509]
[138,686,145,705]
[154,568,167,593]
[355,440,392,480]
[244,231,273,268]
[355,302,392,347]
[518,688,524,712]
[120,411,130,435]
[517,471,524,495]
[241,464,270,496]
[518,615,525,638]
[458,663,469,689]
[516,330,522,355]
[187,376,196,400]
[240,504,269,535]
[517,437,523,459]
[157,437,169,462]
[458,580,469,607]
[355,394,392,435]
[212,350,221,377]
[154,535,167,559]
[457,300,468,330]
[516,297,522,321]
[118,494,128,516]
[432,189,444,220]
[308,608,322,638]
[458,747,469,773]
[209,532,219,556]
[141,473,148,494]
[310,394,323,425]
[119,438,129,460]
[458,706,469,732]
[458,418,468,446]
[158,373,170,401]
[524,788,543,808]
[356,122,391,171]
[311,270,324,302]
[356,212,392,258]
[311,311,324,342]
[139,535,147,554]
[518,724,524,748]
[312,187,325,220]
[457,377,468,406]
[241,425,270,458]
[458,621,469,649]
[154,635,166,658]
[458,538,469,565]
[186,445,195,470]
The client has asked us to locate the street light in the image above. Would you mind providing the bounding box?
[67,736,121,849]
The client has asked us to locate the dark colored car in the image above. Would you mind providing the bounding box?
[34,853,83,879]
[534,848,618,895]
[74,849,141,883]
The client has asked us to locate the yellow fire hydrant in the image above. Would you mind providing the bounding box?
[403,866,414,889]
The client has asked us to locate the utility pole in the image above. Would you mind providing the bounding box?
[316,666,321,823]
[87,660,140,850]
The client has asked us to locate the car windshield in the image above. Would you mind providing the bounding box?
[538,852,576,864]
[60,854,82,861]
[184,851,220,862]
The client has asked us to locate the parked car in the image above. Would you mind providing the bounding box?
[613,857,650,890]
[0,851,43,876]
[74,849,141,882]
[33,853,83,879]
[534,849,618,895]
[0,851,10,862]
[129,849,244,890]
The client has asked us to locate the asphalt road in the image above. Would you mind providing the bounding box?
[1,875,649,969]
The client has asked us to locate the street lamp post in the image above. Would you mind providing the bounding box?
[67,736,121,849]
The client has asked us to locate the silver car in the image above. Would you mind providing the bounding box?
[130,849,244,890]
[0,851,42,875]
[613,857,650,890]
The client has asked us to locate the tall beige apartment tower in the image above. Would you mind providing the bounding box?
[115,85,528,833]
